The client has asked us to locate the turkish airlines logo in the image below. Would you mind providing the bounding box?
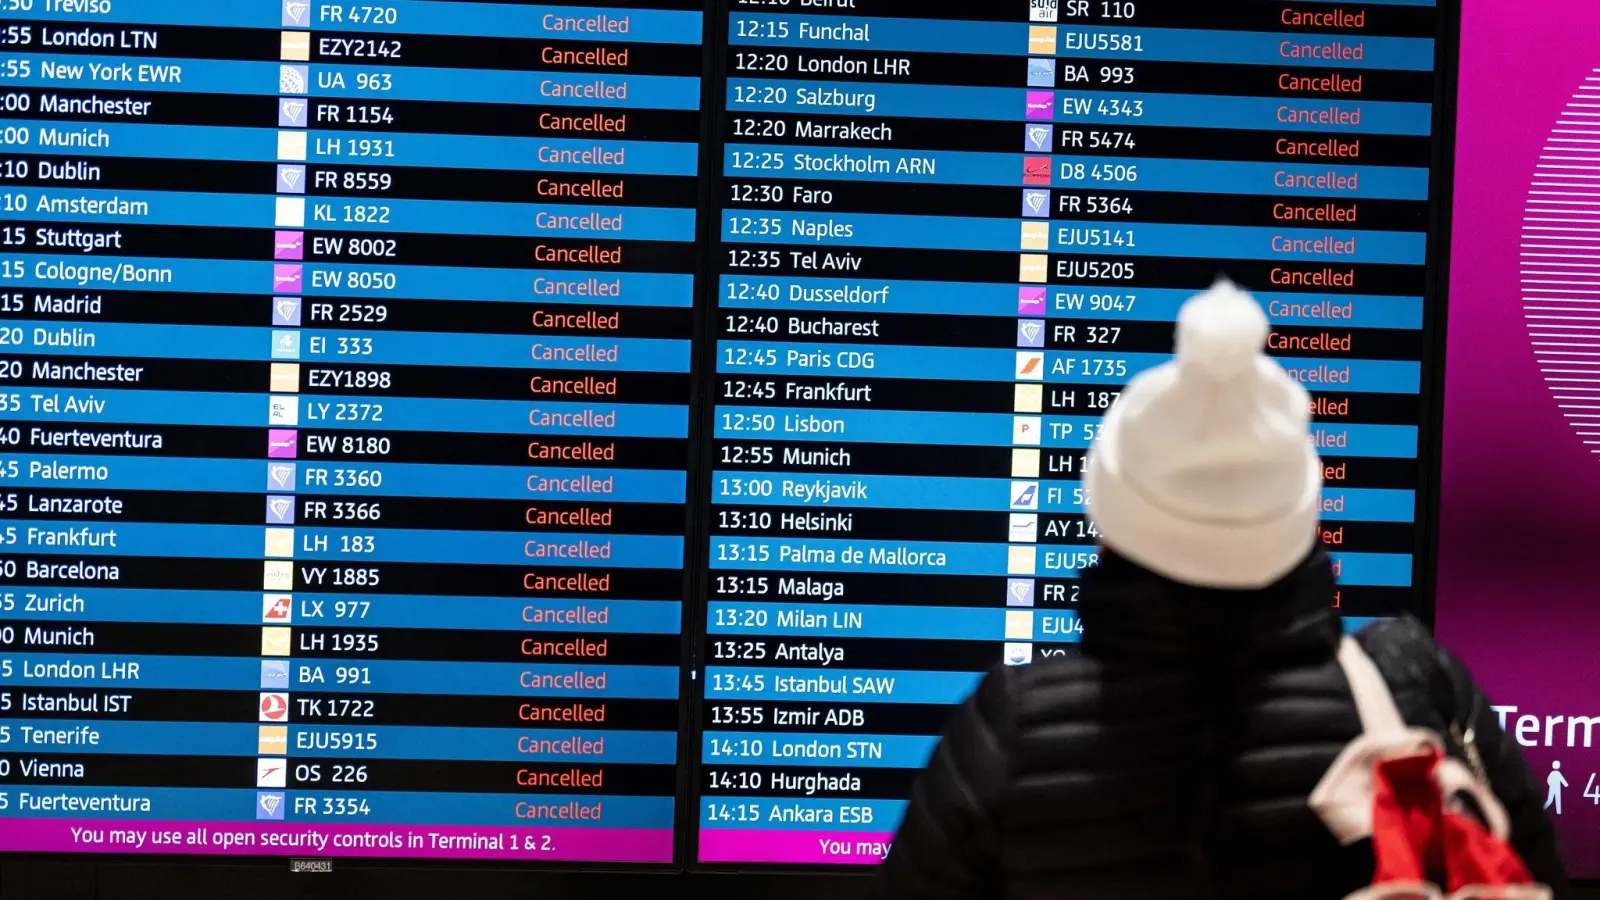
[259,692,290,722]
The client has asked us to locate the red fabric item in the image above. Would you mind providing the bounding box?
[1369,750,1537,892]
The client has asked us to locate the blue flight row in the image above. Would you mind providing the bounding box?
[17,57,700,108]
[707,472,1416,520]
[728,81,1430,136]
[718,280,1425,330]
[4,120,698,174]
[2,456,685,501]
[0,720,678,764]
[726,145,1430,200]
[0,589,683,633]
[723,215,1426,264]
[1,390,689,436]
[0,654,680,697]
[12,257,694,307]
[0,786,674,827]
[7,321,692,372]
[1,519,684,567]
[12,188,697,239]
[715,410,1411,452]
[730,17,1432,69]
[707,539,1410,585]
[27,1,703,43]
[717,347,1420,391]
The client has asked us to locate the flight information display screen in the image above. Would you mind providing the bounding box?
[0,0,701,864]
[0,0,1453,873]
[695,0,1442,867]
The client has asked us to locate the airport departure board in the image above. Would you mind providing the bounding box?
[695,0,1441,867]
[0,0,1451,871]
[0,0,701,864]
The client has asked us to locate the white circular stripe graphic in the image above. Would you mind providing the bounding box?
[1524,68,1600,453]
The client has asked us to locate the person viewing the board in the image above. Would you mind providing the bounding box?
[874,281,1569,900]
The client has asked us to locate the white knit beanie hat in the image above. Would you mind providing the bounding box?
[1084,279,1323,589]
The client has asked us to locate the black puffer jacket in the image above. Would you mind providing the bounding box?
[876,551,1569,900]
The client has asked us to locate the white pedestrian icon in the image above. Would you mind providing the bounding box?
[1545,761,1569,815]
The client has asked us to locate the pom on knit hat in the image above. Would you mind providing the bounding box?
[1083,280,1325,589]
[1176,278,1269,382]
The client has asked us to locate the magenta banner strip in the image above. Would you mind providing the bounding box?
[697,829,892,865]
[0,820,673,862]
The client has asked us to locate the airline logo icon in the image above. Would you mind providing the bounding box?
[266,495,296,525]
[1027,58,1056,87]
[1022,189,1050,218]
[1030,0,1060,22]
[260,659,289,690]
[1010,481,1040,511]
[256,791,286,821]
[1007,545,1038,576]
[269,395,299,426]
[1015,384,1043,414]
[273,230,304,260]
[279,98,309,128]
[274,196,305,226]
[1023,157,1052,185]
[1017,319,1046,348]
[281,31,311,62]
[1019,254,1049,283]
[1013,415,1042,445]
[1025,91,1055,120]
[268,429,298,459]
[272,329,302,360]
[1020,221,1050,251]
[277,165,306,195]
[258,725,288,756]
[267,462,297,491]
[270,363,300,394]
[1009,514,1039,544]
[263,560,295,590]
[262,626,293,656]
[277,130,308,161]
[1004,642,1034,666]
[1025,124,1053,153]
[1012,448,1041,478]
[1028,26,1057,55]
[282,0,311,27]
[1015,350,1045,380]
[264,528,296,559]
[1018,287,1047,316]
[273,264,303,293]
[263,593,293,623]
[1006,610,1036,640]
[259,692,290,722]
[273,297,303,327]
[256,757,288,789]
[1007,578,1036,607]
[280,64,309,95]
